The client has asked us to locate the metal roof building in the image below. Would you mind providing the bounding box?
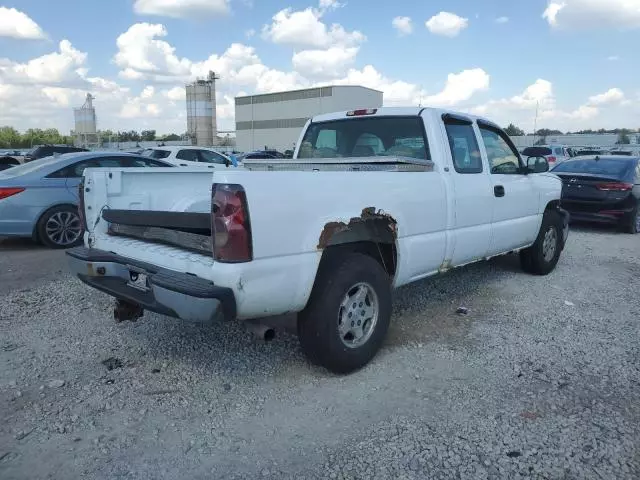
[234,86,383,153]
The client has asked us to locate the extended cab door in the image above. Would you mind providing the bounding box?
[441,114,494,266]
[477,122,539,255]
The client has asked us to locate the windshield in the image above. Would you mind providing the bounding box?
[298,116,430,160]
[142,149,171,159]
[552,158,634,178]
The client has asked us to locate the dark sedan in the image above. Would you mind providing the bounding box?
[552,156,640,233]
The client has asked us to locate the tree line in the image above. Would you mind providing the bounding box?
[0,126,185,148]
[503,124,638,145]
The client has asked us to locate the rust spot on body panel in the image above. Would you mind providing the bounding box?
[317,207,398,249]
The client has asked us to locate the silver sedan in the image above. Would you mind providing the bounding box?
[0,151,173,248]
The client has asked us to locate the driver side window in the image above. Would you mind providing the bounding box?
[479,127,521,174]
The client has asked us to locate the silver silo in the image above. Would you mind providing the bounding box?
[186,71,218,146]
[73,93,98,147]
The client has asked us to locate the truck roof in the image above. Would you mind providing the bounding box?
[311,106,497,127]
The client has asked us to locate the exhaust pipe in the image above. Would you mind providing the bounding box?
[245,320,275,342]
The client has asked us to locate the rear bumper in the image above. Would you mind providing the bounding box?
[66,247,236,324]
[562,203,635,225]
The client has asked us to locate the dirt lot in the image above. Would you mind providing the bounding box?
[1,227,639,479]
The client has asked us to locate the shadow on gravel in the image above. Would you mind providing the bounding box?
[0,236,45,251]
[568,222,621,235]
[110,253,527,377]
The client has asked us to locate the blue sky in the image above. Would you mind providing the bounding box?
[0,0,639,134]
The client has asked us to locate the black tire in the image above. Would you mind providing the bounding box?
[622,204,639,234]
[297,252,392,374]
[520,210,563,276]
[36,205,84,249]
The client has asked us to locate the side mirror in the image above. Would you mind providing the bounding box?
[526,156,549,173]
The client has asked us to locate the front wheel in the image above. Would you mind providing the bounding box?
[36,205,84,249]
[623,204,639,234]
[297,252,392,374]
[520,211,563,275]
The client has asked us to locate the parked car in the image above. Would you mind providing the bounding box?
[24,145,88,162]
[552,156,640,233]
[0,152,174,248]
[575,148,607,156]
[521,145,570,168]
[0,156,20,171]
[140,146,237,167]
[67,107,568,373]
[241,150,285,160]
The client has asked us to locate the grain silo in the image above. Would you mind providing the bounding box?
[73,93,98,147]
[186,71,219,146]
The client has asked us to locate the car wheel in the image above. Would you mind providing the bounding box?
[623,204,639,234]
[297,251,392,374]
[36,205,84,249]
[520,210,563,276]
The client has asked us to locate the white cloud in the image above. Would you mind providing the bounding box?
[262,6,365,48]
[392,16,413,35]
[424,68,490,107]
[318,0,342,10]
[607,55,620,61]
[245,28,256,38]
[163,86,185,101]
[0,40,87,84]
[114,23,191,78]
[0,7,46,40]
[133,0,229,18]
[330,65,423,105]
[292,47,359,78]
[426,12,469,37]
[543,0,640,29]
[542,3,564,26]
[495,16,509,24]
[587,88,625,105]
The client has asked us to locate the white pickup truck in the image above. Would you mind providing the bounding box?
[67,107,569,373]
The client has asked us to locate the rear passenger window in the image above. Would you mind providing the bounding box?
[444,121,482,174]
[176,150,199,161]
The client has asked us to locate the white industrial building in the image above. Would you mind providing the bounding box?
[235,86,383,153]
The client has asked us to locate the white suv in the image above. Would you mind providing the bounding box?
[141,146,235,167]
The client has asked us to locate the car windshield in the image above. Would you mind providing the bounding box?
[552,158,634,178]
[298,116,430,160]
[142,149,170,159]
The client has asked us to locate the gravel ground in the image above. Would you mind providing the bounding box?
[1,226,639,479]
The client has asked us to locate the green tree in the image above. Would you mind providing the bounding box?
[0,126,21,148]
[159,133,180,141]
[536,128,563,137]
[504,123,525,136]
[617,130,631,144]
[141,129,156,141]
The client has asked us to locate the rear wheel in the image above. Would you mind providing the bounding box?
[36,205,84,249]
[297,252,392,374]
[623,204,639,234]
[520,210,563,275]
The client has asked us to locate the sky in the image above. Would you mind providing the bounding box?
[0,0,639,135]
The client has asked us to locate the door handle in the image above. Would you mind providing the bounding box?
[494,185,505,197]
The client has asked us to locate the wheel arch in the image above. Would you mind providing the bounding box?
[316,208,398,279]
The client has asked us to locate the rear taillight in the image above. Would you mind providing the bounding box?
[548,156,557,163]
[78,181,88,229]
[211,184,252,262]
[0,187,25,200]
[596,182,633,192]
